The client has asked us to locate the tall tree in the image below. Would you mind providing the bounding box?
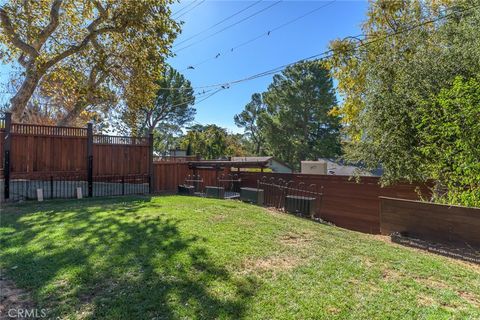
[180,124,247,159]
[234,93,265,155]
[328,0,480,199]
[260,60,342,170]
[123,66,196,135]
[0,0,180,122]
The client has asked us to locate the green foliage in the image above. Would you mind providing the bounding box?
[124,65,196,136]
[259,60,342,170]
[418,77,480,207]
[0,0,180,122]
[179,124,247,159]
[328,0,480,206]
[234,93,266,155]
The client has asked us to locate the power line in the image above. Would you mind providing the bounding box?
[175,0,206,20]
[182,3,480,91]
[171,0,199,18]
[182,0,337,71]
[174,1,283,53]
[175,0,263,47]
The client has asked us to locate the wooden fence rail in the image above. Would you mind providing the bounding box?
[380,197,480,247]
[1,112,152,200]
[238,172,429,234]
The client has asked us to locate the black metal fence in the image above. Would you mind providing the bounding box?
[4,174,149,202]
[93,174,149,197]
[257,176,323,218]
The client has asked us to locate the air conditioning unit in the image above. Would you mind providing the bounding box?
[205,186,225,199]
[284,195,316,217]
[240,187,264,205]
[178,185,195,196]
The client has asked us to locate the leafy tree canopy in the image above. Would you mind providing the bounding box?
[0,0,180,123]
[123,65,196,135]
[258,60,342,170]
[179,124,247,160]
[328,0,480,205]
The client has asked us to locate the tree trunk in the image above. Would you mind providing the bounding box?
[10,70,42,121]
[57,101,87,126]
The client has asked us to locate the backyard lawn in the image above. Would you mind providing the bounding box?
[1,196,479,319]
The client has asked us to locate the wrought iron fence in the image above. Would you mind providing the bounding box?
[182,174,205,196]
[7,173,88,201]
[257,176,323,218]
[5,174,149,201]
[93,174,150,197]
[217,174,241,199]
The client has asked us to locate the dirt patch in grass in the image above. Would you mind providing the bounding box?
[415,277,480,308]
[279,231,313,247]
[0,272,34,320]
[239,255,303,275]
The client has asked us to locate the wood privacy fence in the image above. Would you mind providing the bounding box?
[380,197,480,247]
[1,112,153,200]
[239,172,429,234]
[147,168,430,234]
[152,162,227,193]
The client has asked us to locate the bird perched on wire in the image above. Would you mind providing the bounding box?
[215,53,221,58]
[187,66,195,70]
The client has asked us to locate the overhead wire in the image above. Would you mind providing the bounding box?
[171,0,199,18]
[175,0,206,20]
[174,1,283,53]
[174,0,263,47]
[182,0,337,71]
[178,2,480,91]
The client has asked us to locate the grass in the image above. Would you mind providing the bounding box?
[0,196,479,319]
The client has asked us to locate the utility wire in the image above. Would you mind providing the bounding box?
[174,1,283,53]
[182,3,480,90]
[172,0,199,18]
[175,0,263,47]
[175,0,206,20]
[183,0,337,71]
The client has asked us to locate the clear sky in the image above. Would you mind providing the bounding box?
[168,0,368,133]
[0,0,368,132]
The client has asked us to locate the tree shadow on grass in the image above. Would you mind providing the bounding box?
[0,197,258,319]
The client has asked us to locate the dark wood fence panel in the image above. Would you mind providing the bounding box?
[152,162,227,193]
[93,144,150,176]
[380,197,480,247]
[10,125,87,178]
[239,172,428,234]
[153,162,188,193]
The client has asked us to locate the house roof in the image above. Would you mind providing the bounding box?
[231,156,273,162]
[231,157,292,170]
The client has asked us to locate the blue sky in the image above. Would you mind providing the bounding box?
[0,0,368,133]
[169,0,367,132]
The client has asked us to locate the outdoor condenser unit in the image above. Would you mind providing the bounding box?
[205,186,225,199]
[240,187,264,205]
[284,195,316,217]
[178,185,195,196]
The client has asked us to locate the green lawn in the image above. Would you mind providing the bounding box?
[1,196,479,319]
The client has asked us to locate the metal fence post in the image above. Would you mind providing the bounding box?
[87,123,93,197]
[149,133,154,194]
[4,112,12,200]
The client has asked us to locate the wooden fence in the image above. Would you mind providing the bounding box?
[380,197,480,247]
[1,113,153,200]
[152,162,227,193]
[239,172,429,234]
